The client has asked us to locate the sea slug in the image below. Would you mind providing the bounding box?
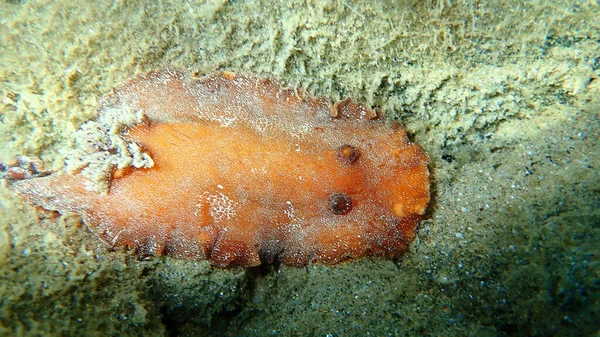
[3,68,430,267]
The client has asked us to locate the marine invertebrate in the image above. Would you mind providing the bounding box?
[4,68,430,267]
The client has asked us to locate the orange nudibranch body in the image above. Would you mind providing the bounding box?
[9,69,430,267]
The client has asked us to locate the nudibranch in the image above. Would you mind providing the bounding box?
[4,68,430,267]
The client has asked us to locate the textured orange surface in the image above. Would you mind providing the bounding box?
[10,69,430,267]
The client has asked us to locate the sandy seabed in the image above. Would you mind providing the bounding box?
[0,1,598,336]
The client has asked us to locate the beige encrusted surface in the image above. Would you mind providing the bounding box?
[0,1,598,336]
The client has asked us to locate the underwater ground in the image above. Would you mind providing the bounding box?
[0,1,598,336]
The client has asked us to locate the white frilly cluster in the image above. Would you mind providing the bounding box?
[64,103,154,194]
